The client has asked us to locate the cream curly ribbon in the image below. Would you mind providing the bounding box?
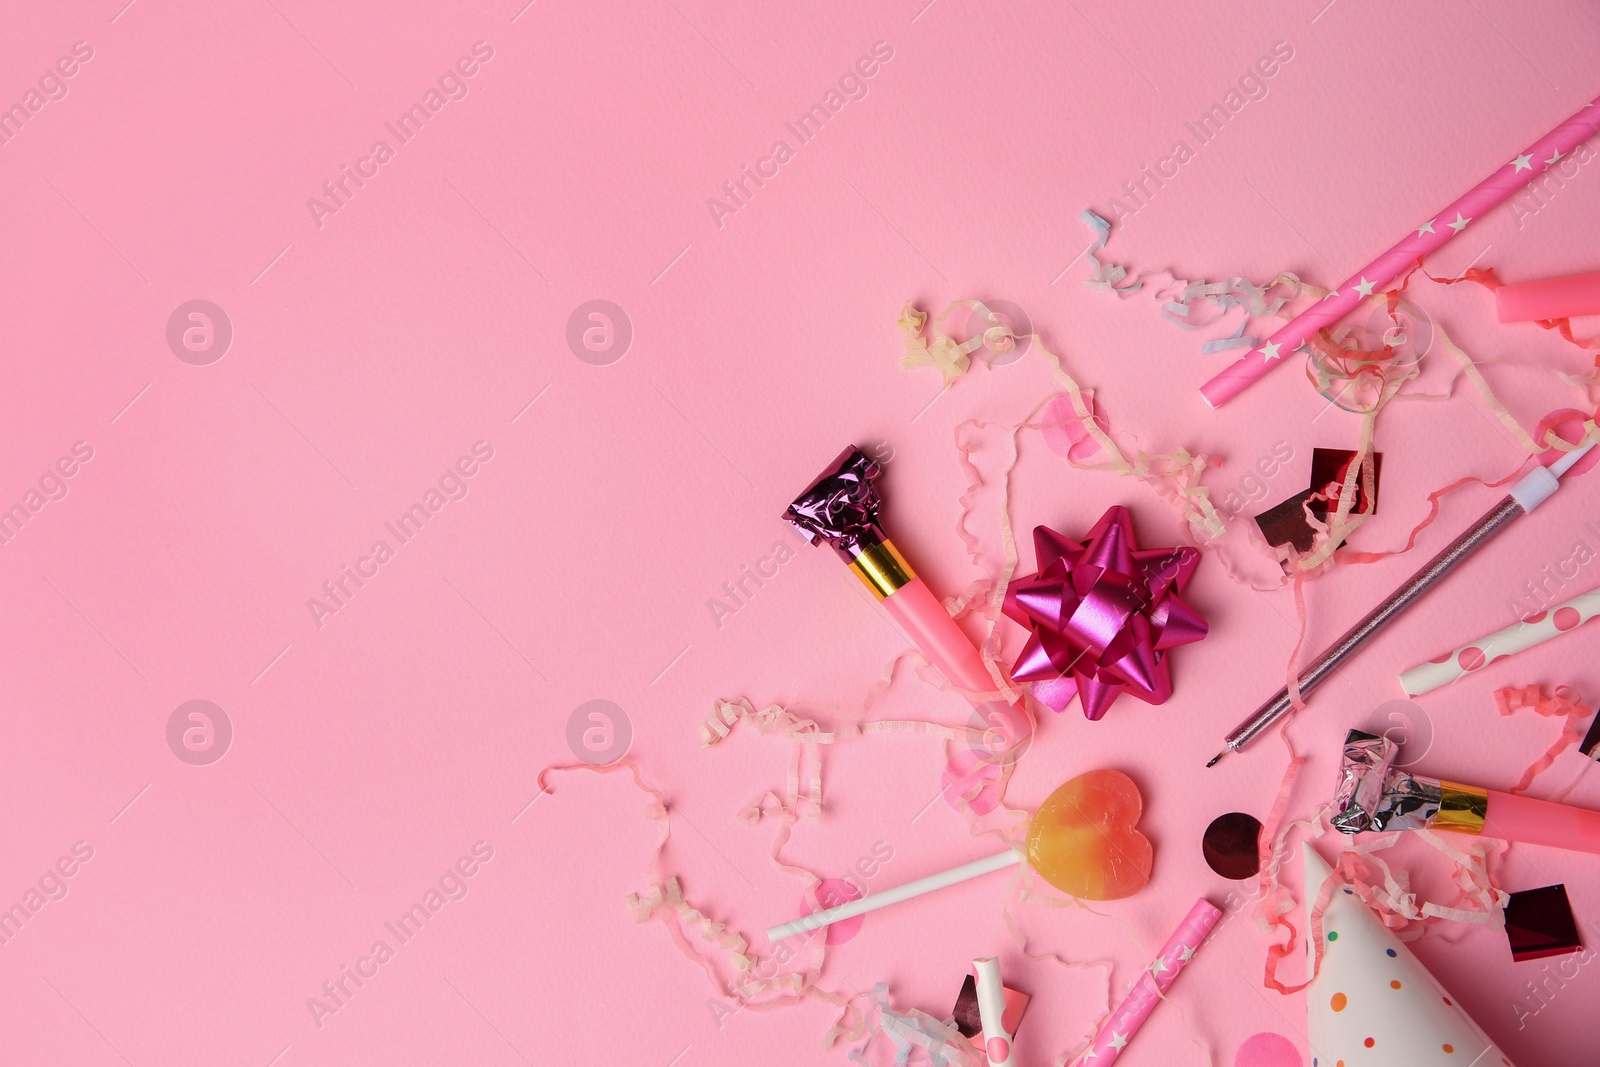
[536,761,762,988]
[693,681,1034,1049]
[898,299,1227,543]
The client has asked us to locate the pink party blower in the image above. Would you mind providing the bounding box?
[1497,269,1600,322]
[1200,91,1600,408]
[1332,730,1600,854]
[785,446,999,696]
[1070,898,1221,1066]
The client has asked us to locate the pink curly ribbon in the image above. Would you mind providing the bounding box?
[1256,720,1313,995]
[1493,683,1594,794]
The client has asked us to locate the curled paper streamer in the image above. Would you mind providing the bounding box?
[535,760,772,994]
[847,983,981,1067]
[1078,210,1309,363]
[898,299,1227,542]
[898,301,989,388]
[1080,210,1144,295]
[1388,261,1597,455]
[1492,684,1593,795]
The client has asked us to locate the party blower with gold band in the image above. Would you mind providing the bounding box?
[786,446,1012,704]
[1330,729,1600,855]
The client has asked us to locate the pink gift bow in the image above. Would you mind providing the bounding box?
[1003,505,1208,720]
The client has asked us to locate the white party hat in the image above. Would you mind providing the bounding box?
[1303,842,1516,1067]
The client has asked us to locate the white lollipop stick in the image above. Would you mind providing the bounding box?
[766,850,1021,941]
[973,956,1017,1067]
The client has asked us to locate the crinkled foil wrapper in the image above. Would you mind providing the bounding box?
[1330,729,1443,834]
[784,445,886,561]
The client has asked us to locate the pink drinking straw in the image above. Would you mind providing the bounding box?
[1070,898,1221,1066]
[1200,93,1600,409]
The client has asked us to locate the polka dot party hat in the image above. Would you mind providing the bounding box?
[1302,843,1516,1067]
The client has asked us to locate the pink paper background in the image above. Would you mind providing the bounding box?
[3,1,1598,1064]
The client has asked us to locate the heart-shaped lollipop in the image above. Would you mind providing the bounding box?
[767,769,1153,941]
[1026,769,1152,899]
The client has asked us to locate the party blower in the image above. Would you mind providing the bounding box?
[1330,729,1600,854]
[767,770,1152,940]
[786,445,1003,697]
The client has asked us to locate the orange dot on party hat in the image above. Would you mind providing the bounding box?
[1390,980,1402,989]
[1025,769,1152,900]
[1330,993,1347,1011]
[1443,1045,1454,1054]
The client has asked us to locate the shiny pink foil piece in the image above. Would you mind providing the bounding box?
[1002,506,1207,719]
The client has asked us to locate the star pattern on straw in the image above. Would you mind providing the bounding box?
[1448,212,1472,233]
[1352,276,1376,297]
[1417,219,1436,236]
[1109,1033,1129,1049]
[1546,149,1564,165]
[1511,153,1534,172]
[1260,340,1282,361]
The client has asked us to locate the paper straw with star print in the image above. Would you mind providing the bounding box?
[1071,898,1221,1066]
[1200,92,1600,409]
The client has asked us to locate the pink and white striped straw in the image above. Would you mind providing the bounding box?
[1200,93,1600,409]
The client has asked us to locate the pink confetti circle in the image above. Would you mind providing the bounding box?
[1233,1031,1302,1067]
[1040,395,1104,463]
[985,1035,1011,1062]
[1457,646,1486,671]
[1555,606,1581,631]
[806,879,864,945]
[942,748,1003,815]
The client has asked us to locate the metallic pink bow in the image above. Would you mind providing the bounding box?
[1003,506,1207,720]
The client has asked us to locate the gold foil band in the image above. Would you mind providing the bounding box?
[848,539,916,600]
[1435,780,1489,835]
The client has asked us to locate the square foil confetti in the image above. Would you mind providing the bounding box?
[1505,884,1582,962]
